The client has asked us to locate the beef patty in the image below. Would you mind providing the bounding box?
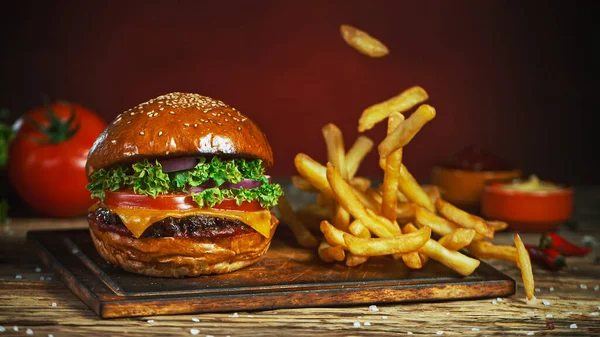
[88,207,254,239]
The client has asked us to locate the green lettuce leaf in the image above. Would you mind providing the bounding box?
[191,182,283,208]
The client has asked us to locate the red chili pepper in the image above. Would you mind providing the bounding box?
[525,244,566,270]
[539,232,591,256]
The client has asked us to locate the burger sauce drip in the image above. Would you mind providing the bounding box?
[88,207,254,239]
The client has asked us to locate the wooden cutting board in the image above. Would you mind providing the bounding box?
[27,228,515,318]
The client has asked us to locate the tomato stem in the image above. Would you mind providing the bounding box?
[23,100,80,144]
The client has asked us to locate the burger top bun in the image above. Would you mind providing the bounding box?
[86,92,274,178]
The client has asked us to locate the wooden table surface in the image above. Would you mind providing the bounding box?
[2,192,600,336]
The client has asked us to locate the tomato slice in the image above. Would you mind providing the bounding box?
[103,190,263,212]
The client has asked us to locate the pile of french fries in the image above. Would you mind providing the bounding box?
[278,84,535,300]
[276,26,535,301]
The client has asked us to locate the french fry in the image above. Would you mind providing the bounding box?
[340,24,389,58]
[350,176,371,192]
[438,228,476,251]
[358,86,428,132]
[378,104,436,158]
[342,226,431,256]
[346,135,374,178]
[294,153,335,198]
[345,253,370,267]
[354,188,383,213]
[367,188,415,223]
[402,251,424,269]
[514,233,535,300]
[422,185,442,205]
[323,123,348,178]
[436,199,494,239]
[277,196,319,249]
[398,164,436,212]
[381,112,404,221]
[291,175,317,192]
[320,220,347,248]
[467,241,517,262]
[326,162,399,238]
[333,203,351,232]
[414,206,460,237]
[488,220,509,232]
[404,223,480,276]
[318,241,345,262]
[349,219,371,238]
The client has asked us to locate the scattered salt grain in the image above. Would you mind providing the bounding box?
[368,305,379,312]
[580,284,588,289]
[228,313,239,318]
[353,322,361,328]
[436,331,444,335]
[570,324,578,329]
[527,332,534,336]
[594,285,599,291]
[206,335,214,337]
[0,326,5,332]
[190,328,200,335]
[51,302,57,307]
[192,318,199,322]
[446,312,450,315]
[598,306,600,310]
[590,312,599,316]
[406,333,413,335]
[247,315,254,318]
[497,297,503,302]
[35,267,41,272]
[364,322,371,326]
[546,314,553,318]
[527,311,535,315]
[71,248,79,254]
[471,328,480,331]
[542,300,551,306]
[15,274,22,279]
[46,277,52,281]
[26,328,33,335]
[13,326,18,332]
[48,335,54,337]
[492,300,498,305]
[147,320,154,323]
[535,288,541,292]
[549,287,554,292]
[40,276,45,281]
[382,316,388,320]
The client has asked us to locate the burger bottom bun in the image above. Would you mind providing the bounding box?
[88,215,279,277]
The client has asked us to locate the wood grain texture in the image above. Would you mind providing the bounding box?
[2,217,600,336]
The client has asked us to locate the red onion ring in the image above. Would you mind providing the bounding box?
[157,157,198,172]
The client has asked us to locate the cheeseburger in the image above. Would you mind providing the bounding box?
[85,92,283,277]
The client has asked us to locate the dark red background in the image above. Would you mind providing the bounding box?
[1,0,598,183]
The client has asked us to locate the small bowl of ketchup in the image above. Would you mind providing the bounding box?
[430,146,521,213]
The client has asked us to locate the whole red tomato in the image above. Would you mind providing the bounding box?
[8,101,106,217]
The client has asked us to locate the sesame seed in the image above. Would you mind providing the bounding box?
[353,322,360,328]
[224,118,229,122]
[237,126,242,131]
[368,305,379,312]
[184,123,190,127]
[194,124,198,128]
[190,328,200,335]
[15,274,22,279]
[159,107,165,111]
[570,323,578,329]
[139,131,145,135]
[158,131,163,136]
[130,112,135,115]
[153,113,159,117]
[26,328,33,335]
[170,111,175,115]
[471,328,480,331]
[111,140,117,144]
[147,320,155,323]
[542,300,551,306]
[192,318,199,322]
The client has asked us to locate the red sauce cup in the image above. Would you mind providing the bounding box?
[480,179,573,232]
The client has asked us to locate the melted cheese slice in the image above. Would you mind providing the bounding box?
[106,206,272,239]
